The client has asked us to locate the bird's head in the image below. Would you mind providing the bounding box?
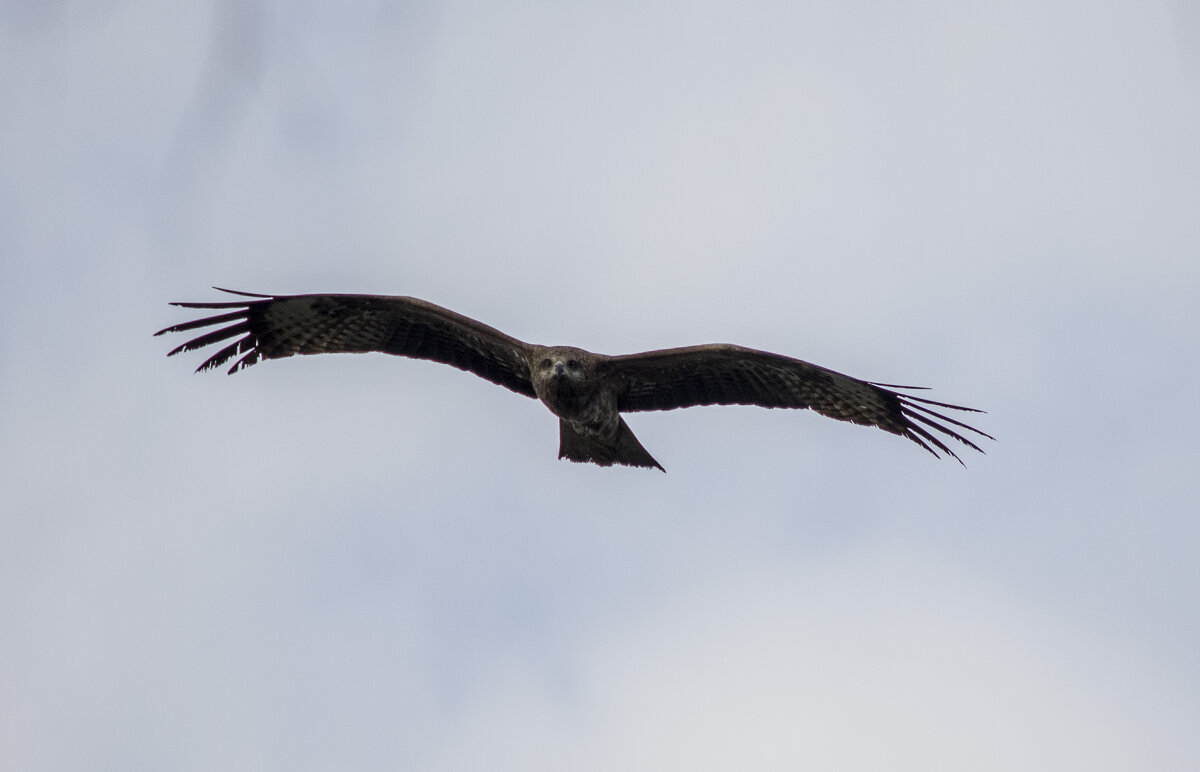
[536,346,590,383]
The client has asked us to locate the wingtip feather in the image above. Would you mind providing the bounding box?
[212,287,273,298]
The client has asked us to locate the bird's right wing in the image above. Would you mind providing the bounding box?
[155,289,537,398]
[604,344,992,463]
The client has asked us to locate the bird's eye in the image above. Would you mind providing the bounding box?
[540,358,552,369]
[567,359,580,370]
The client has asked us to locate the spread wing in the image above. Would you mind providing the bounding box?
[603,344,992,463]
[155,289,537,398]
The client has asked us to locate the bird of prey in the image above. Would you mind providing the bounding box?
[156,289,992,471]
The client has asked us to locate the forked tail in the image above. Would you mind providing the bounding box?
[558,417,665,472]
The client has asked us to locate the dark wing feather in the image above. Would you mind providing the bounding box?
[155,289,537,398]
[603,344,992,464]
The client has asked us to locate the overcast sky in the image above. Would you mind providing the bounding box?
[3,1,1199,769]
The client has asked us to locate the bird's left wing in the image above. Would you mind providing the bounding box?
[603,344,992,463]
[155,289,537,397]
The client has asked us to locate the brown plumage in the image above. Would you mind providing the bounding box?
[156,288,993,471]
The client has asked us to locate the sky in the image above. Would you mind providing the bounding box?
[2,1,1199,769]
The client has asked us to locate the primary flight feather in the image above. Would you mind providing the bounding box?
[156,288,993,471]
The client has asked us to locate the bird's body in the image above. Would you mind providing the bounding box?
[156,289,992,471]
[529,346,664,470]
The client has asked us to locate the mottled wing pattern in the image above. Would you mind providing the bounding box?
[155,289,537,397]
[604,344,992,463]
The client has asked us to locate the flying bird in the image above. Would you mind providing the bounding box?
[156,289,992,471]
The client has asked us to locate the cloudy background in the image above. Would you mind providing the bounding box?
[3,1,1199,769]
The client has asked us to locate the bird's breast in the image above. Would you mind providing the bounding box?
[535,375,587,417]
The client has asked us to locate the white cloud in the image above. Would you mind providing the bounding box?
[437,544,1200,771]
